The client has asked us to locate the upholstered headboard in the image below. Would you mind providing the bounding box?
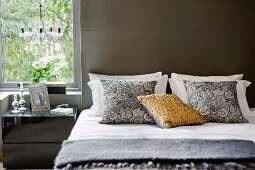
[80,0,255,109]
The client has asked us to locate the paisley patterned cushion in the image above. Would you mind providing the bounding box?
[184,81,248,123]
[99,80,157,124]
[137,94,205,128]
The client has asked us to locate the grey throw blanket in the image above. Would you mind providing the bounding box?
[55,139,255,169]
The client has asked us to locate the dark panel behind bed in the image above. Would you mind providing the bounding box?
[81,0,255,109]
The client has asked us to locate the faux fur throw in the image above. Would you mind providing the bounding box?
[55,139,255,169]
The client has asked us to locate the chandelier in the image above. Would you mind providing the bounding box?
[19,0,62,43]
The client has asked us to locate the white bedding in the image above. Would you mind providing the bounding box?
[68,109,255,142]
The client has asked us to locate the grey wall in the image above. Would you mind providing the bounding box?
[81,0,255,109]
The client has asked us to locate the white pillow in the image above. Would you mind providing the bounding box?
[87,72,167,117]
[171,73,243,82]
[88,72,162,113]
[89,72,162,81]
[169,73,252,117]
[237,80,252,117]
[169,73,243,103]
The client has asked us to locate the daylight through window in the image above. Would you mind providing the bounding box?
[1,0,74,83]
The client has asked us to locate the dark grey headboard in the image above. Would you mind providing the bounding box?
[81,0,255,109]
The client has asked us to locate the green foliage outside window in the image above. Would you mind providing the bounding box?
[1,0,74,83]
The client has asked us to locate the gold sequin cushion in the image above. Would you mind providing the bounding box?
[137,94,205,128]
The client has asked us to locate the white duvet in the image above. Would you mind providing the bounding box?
[68,109,255,142]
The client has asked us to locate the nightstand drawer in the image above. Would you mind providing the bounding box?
[3,143,61,169]
[1,106,79,169]
[2,117,74,143]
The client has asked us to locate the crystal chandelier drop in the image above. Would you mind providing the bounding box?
[19,0,63,43]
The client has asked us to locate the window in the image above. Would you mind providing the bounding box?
[0,0,80,89]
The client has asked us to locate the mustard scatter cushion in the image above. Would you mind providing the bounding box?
[137,94,205,128]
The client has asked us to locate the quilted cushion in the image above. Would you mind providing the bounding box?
[137,94,205,128]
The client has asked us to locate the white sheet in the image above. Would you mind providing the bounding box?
[68,109,255,142]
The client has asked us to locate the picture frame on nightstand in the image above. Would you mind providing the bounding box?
[29,85,50,111]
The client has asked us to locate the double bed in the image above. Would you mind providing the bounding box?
[54,108,255,169]
[70,109,255,142]
[54,71,255,169]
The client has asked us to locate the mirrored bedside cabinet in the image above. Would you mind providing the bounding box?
[1,105,79,169]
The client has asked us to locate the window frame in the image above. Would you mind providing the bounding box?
[0,0,81,91]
